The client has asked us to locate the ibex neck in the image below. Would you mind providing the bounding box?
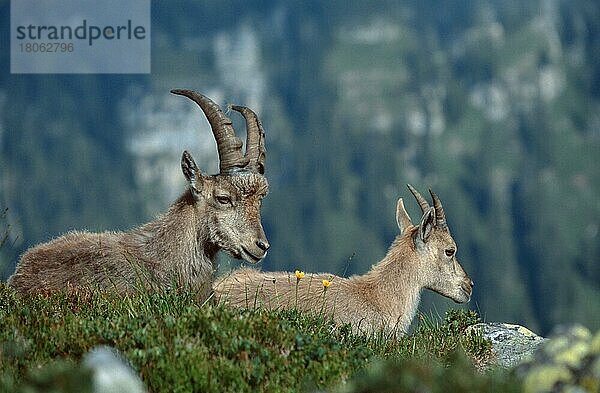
[358,234,423,332]
[132,190,214,273]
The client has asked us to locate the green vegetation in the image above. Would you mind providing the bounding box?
[337,351,519,393]
[0,284,520,392]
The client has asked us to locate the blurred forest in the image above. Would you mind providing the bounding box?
[0,0,598,334]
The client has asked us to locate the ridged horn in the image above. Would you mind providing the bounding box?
[171,89,249,174]
[231,105,266,174]
[429,189,447,228]
[407,184,430,213]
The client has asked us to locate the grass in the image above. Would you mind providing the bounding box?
[0,283,520,392]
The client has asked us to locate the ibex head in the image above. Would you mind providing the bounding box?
[396,185,473,303]
[172,89,269,263]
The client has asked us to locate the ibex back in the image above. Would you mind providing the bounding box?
[9,89,270,301]
[215,185,473,335]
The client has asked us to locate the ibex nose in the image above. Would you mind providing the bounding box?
[256,239,270,252]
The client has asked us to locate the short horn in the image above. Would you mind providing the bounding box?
[429,189,447,228]
[231,105,266,174]
[407,184,430,213]
[171,89,249,174]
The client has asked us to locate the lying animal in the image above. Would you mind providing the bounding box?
[214,185,473,335]
[9,90,270,301]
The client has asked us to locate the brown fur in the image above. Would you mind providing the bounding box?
[9,159,269,301]
[215,194,473,335]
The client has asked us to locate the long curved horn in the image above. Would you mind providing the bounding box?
[407,184,430,213]
[429,189,447,228]
[231,105,266,174]
[171,89,249,174]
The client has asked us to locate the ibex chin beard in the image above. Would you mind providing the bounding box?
[456,279,473,303]
[240,247,267,263]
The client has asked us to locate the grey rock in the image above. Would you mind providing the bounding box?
[468,322,547,368]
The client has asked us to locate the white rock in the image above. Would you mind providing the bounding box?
[82,346,146,393]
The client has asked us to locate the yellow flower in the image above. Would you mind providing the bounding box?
[322,279,332,288]
[295,270,305,280]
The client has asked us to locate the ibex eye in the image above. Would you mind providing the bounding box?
[216,195,232,205]
[445,249,455,257]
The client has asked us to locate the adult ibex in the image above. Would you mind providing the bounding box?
[9,89,270,301]
[215,185,473,335]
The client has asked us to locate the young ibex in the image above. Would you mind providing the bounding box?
[215,185,473,335]
[9,89,270,301]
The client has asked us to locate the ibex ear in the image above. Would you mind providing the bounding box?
[418,207,435,243]
[181,151,202,195]
[396,198,413,234]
